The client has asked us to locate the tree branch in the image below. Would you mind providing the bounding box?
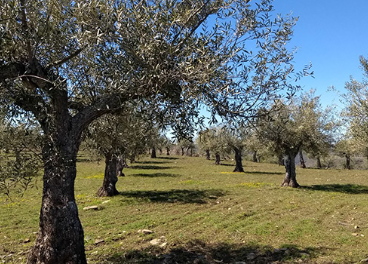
[46,47,86,69]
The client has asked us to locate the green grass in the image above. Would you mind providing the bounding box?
[2,155,368,263]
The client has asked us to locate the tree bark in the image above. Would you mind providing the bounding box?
[28,132,86,263]
[252,151,257,162]
[345,154,351,170]
[117,156,126,177]
[233,147,244,172]
[316,156,322,169]
[206,149,210,160]
[97,153,120,197]
[299,149,306,168]
[181,147,185,156]
[166,147,170,155]
[215,153,220,165]
[151,147,157,158]
[281,151,300,188]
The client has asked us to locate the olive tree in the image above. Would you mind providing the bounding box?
[342,56,368,161]
[257,92,332,187]
[0,0,302,263]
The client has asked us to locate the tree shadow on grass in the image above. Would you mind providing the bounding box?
[101,240,328,264]
[130,173,180,178]
[247,171,284,175]
[158,157,179,160]
[129,165,172,170]
[119,189,224,204]
[302,184,368,194]
[134,161,171,165]
[218,163,234,167]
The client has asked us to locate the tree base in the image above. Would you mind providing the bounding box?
[96,187,119,197]
[281,180,300,188]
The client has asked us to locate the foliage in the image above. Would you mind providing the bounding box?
[197,127,232,158]
[257,91,335,159]
[0,0,309,262]
[342,55,368,156]
[0,120,42,198]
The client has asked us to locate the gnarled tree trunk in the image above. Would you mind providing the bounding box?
[117,156,127,177]
[299,149,306,168]
[215,153,220,165]
[252,151,257,162]
[206,149,210,160]
[151,147,157,158]
[281,151,300,188]
[233,147,244,172]
[97,153,120,197]
[28,109,86,263]
[345,154,351,170]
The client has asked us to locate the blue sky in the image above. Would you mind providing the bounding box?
[272,0,368,110]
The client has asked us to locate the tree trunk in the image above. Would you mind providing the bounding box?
[316,156,322,169]
[252,151,257,162]
[151,147,157,158]
[159,148,162,155]
[181,147,185,156]
[345,154,351,170]
[299,149,306,168]
[166,147,170,155]
[206,149,210,160]
[233,147,244,172]
[117,156,126,177]
[97,153,120,197]
[28,136,86,264]
[281,151,300,188]
[215,153,220,165]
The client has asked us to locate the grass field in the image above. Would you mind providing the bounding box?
[1,155,368,263]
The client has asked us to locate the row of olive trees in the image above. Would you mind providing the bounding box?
[197,90,337,187]
[0,1,304,262]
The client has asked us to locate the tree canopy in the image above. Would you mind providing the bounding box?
[0,0,305,263]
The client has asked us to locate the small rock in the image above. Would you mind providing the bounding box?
[355,225,360,229]
[209,196,218,199]
[247,253,256,260]
[352,233,359,236]
[141,229,153,234]
[102,200,110,204]
[94,239,104,245]
[150,236,166,247]
[159,242,167,248]
[360,258,368,263]
[83,206,99,211]
[150,238,161,246]
[23,238,30,243]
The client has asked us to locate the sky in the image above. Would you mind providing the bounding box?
[272,0,368,110]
